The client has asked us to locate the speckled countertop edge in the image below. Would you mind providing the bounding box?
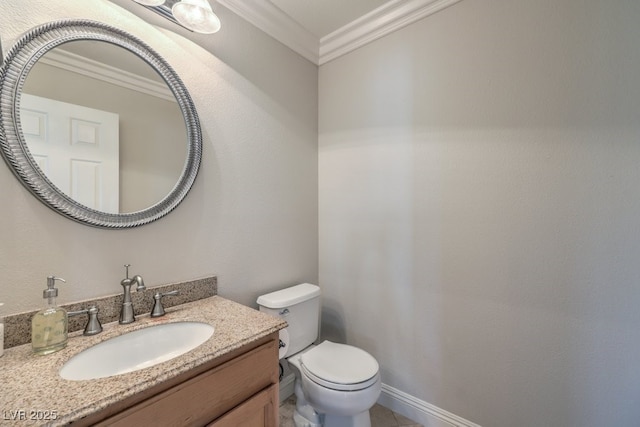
[0,296,287,426]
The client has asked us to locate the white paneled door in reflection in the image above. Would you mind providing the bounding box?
[20,93,119,213]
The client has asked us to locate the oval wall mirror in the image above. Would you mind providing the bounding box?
[0,20,202,228]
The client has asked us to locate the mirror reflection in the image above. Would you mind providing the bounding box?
[20,40,187,214]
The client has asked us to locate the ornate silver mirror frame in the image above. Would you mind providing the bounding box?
[0,19,202,228]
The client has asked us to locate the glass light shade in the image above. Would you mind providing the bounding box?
[172,0,221,34]
[134,0,166,6]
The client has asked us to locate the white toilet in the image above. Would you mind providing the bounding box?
[257,283,381,427]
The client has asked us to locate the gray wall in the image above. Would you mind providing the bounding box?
[0,0,318,311]
[4,0,640,425]
[319,0,640,425]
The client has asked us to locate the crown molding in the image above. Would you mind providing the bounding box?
[319,0,464,64]
[216,0,463,66]
[217,0,319,64]
[39,49,176,102]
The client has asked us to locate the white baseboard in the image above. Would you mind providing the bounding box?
[377,384,481,427]
[279,371,296,403]
[280,377,479,427]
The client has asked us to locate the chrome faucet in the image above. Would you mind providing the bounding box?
[119,264,146,324]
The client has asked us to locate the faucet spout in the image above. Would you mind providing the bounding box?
[119,265,145,325]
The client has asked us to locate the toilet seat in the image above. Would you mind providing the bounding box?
[300,341,379,391]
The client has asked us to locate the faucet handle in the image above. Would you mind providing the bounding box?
[68,306,103,336]
[151,290,180,318]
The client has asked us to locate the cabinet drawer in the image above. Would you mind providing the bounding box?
[98,339,278,427]
[207,384,277,427]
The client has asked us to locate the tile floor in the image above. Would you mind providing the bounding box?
[279,396,422,427]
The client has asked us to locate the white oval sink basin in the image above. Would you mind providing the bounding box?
[59,321,214,381]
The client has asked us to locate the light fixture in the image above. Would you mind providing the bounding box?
[132,0,221,34]
[134,0,166,6]
[172,0,221,34]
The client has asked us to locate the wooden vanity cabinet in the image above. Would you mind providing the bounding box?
[82,333,279,427]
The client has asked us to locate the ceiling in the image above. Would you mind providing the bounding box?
[269,0,390,39]
[216,0,463,65]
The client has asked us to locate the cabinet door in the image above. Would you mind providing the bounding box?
[208,384,277,427]
[95,339,278,426]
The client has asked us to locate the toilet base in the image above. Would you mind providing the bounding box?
[294,377,322,427]
[292,379,371,427]
[294,410,322,427]
[293,407,372,427]
[324,411,371,427]
[292,378,371,427]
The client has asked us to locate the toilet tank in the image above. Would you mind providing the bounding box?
[257,283,321,357]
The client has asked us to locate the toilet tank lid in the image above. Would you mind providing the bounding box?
[257,283,320,309]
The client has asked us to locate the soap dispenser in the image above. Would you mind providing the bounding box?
[31,276,68,355]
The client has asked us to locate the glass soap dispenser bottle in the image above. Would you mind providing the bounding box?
[31,276,68,355]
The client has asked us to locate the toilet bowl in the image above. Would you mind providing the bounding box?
[289,341,381,427]
[257,284,382,427]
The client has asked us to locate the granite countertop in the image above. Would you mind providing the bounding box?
[0,296,287,426]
